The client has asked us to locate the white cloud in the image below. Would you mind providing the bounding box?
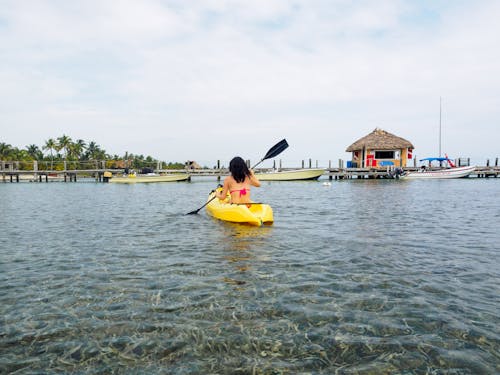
[1,0,499,165]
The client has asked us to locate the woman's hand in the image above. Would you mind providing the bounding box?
[215,182,226,200]
[215,189,222,199]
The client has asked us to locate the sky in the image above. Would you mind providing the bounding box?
[1,0,499,167]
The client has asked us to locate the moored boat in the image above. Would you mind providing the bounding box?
[205,191,273,226]
[109,173,190,183]
[255,168,325,181]
[401,157,475,179]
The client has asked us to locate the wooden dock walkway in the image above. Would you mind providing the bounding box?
[324,166,500,179]
[1,163,499,182]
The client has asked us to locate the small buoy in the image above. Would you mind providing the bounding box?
[322,182,331,186]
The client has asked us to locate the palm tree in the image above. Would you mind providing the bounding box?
[68,140,84,160]
[73,139,86,159]
[67,143,80,169]
[96,149,107,160]
[0,142,14,160]
[26,144,42,160]
[57,134,72,160]
[86,141,102,160]
[43,138,56,169]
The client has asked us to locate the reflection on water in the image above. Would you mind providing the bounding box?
[219,222,273,287]
[0,180,499,373]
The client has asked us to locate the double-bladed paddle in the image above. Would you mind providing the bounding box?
[186,139,289,215]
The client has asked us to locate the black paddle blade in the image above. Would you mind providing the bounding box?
[262,139,288,161]
[251,139,289,169]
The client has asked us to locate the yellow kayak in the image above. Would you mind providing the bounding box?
[205,191,273,226]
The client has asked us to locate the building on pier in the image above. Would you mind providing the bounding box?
[346,128,414,168]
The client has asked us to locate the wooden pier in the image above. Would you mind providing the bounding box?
[1,158,499,183]
[323,166,500,180]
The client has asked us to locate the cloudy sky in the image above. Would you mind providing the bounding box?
[1,0,499,167]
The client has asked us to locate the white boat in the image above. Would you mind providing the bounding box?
[402,101,476,179]
[255,168,325,181]
[401,157,475,179]
[109,173,190,183]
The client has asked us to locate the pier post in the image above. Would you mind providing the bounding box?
[273,160,275,169]
[486,159,490,167]
[496,157,498,167]
[329,160,331,169]
[279,159,282,169]
[302,160,304,168]
[309,159,312,168]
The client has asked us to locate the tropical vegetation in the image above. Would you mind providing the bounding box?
[0,135,186,170]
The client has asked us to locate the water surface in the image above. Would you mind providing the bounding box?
[1,178,499,373]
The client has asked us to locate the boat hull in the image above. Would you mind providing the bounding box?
[206,192,273,226]
[255,168,324,181]
[109,174,190,183]
[401,166,475,179]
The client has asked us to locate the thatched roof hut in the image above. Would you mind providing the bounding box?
[346,128,413,152]
[346,128,414,168]
[186,160,202,169]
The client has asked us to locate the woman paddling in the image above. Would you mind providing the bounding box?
[215,156,261,204]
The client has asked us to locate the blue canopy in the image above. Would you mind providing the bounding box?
[419,157,451,162]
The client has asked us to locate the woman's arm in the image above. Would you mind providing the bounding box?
[249,170,261,187]
[215,177,230,199]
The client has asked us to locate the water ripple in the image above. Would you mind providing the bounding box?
[1,179,499,373]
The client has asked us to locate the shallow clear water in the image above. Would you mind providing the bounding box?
[1,178,499,374]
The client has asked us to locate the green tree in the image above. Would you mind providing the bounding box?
[57,134,72,159]
[25,144,43,160]
[0,142,14,160]
[68,139,85,160]
[86,141,103,160]
[43,138,57,168]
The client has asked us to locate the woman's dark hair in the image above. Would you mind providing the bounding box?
[229,156,251,183]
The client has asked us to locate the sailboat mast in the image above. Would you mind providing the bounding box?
[439,96,442,157]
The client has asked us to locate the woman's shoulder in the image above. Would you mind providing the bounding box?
[224,175,237,185]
